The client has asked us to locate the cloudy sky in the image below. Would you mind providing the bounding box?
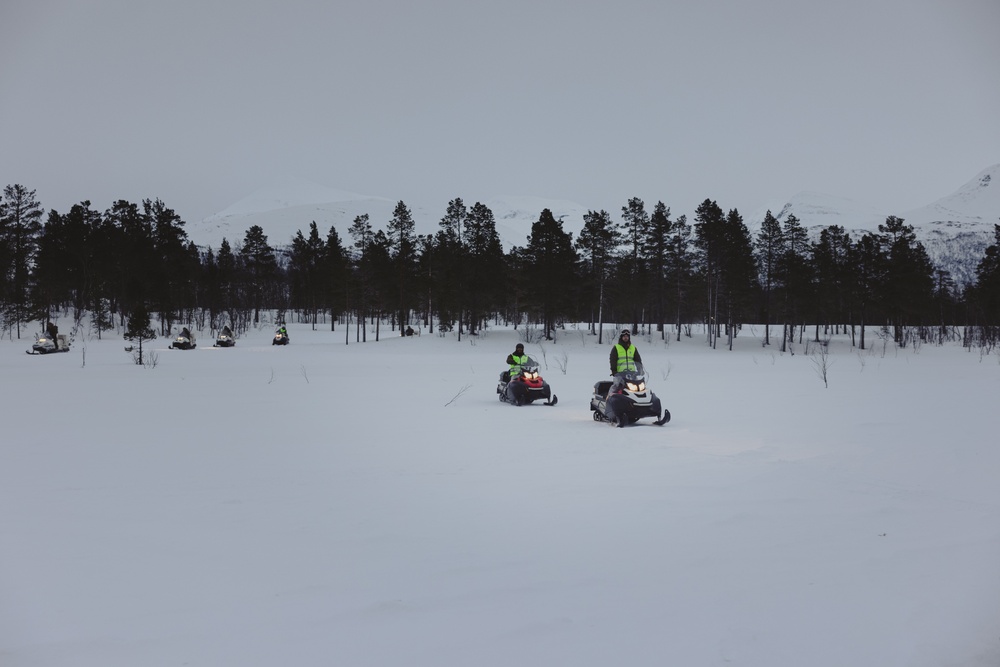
[2,0,998,224]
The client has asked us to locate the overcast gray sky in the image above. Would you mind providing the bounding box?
[2,0,998,224]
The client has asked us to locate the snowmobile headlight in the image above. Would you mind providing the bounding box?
[626,382,639,392]
[638,382,646,392]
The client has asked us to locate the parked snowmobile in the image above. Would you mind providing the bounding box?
[27,332,70,355]
[169,327,196,350]
[497,357,557,406]
[272,327,289,345]
[215,325,236,347]
[590,362,669,427]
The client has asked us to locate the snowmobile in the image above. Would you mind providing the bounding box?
[27,332,70,355]
[169,328,196,350]
[214,325,236,347]
[272,328,289,345]
[590,362,670,427]
[497,357,557,406]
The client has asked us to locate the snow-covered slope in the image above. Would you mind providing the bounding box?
[901,165,1000,233]
[485,195,589,248]
[190,181,588,252]
[746,191,890,236]
[746,165,1000,286]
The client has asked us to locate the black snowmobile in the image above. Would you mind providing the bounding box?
[169,327,196,350]
[215,325,236,347]
[27,332,70,355]
[497,357,557,406]
[272,328,289,345]
[590,362,670,427]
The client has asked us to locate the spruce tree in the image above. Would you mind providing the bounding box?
[124,302,157,365]
[524,208,578,339]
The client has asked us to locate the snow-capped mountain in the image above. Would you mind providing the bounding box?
[747,164,1000,287]
[899,166,999,286]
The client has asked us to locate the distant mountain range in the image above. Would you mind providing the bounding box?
[189,165,1000,287]
[193,182,590,255]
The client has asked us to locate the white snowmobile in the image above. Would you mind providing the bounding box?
[27,332,70,355]
[214,325,236,347]
[169,327,196,350]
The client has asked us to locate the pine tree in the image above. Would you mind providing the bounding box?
[754,210,783,346]
[811,225,853,340]
[778,213,812,350]
[386,200,416,333]
[238,225,277,325]
[324,225,349,333]
[968,224,1000,347]
[524,208,578,339]
[289,221,326,327]
[124,302,157,365]
[432,199,467,331]
[464,202,504,335]
[693,199,726,346]
[643,202,673,339]
[575,209,621,341]
[877,215,934,344]
[143,198,190,333]
[852,232,886,350]
[348,214,373,341]
[665,214,693,341]
[1,184,44,337]
[620,197,650,331]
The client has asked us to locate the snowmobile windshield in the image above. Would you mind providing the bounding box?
[516,358,541,379]
[612,367,646,390]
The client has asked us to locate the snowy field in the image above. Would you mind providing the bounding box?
[2,321,999,667]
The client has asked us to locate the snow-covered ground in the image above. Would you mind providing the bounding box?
[2,321,999,666]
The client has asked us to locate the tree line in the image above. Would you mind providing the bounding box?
[2,183,999,350]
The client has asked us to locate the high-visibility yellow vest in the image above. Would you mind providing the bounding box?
[509,353,528,376]
[614,344,637,372]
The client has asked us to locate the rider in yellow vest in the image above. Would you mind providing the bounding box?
[505,343,528,382]
[610,329,643,374]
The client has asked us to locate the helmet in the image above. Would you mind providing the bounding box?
[515,343,524,351]
[620,329,631,336]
